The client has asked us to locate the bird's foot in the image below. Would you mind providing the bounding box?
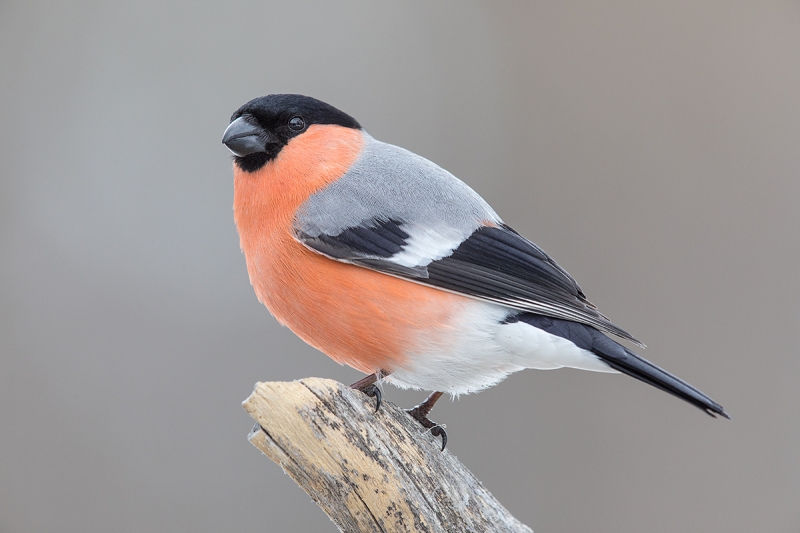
[360,384,382,412]
[406,406,447,451]
[406,391,447,451]
[350,371,390,412]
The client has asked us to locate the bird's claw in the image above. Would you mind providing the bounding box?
[430,425,447,451]
[406,405,448,451]
[350,372,389,412]
[360,383,382,412]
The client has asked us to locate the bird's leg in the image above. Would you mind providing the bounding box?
[406,391,447,451]
[350,370,391,412]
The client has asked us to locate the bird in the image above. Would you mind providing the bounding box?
[222,94,728,449]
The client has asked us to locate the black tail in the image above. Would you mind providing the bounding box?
[505,313,729,418]
[598,346,729,418]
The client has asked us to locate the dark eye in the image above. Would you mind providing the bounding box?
[288,116,305,131]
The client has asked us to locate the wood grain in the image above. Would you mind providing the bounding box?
[243,378,532,533]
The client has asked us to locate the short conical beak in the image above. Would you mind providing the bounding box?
[222,116,273,157]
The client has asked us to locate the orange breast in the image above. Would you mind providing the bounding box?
[233,125,465,374]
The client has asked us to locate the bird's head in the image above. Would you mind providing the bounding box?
[222,94,361,173]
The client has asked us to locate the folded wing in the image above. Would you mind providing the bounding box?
[294,134,642,346]
[297,218,643,347]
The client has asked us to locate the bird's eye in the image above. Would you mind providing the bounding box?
[288,116,305,131]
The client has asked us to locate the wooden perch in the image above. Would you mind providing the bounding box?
[243,378,532,533]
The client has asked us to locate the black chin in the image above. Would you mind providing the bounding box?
[234,152,272,173]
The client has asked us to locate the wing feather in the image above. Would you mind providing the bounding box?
[293,133,641,345]
[297,221,644,347]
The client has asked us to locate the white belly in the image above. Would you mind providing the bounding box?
[386,301,615,395]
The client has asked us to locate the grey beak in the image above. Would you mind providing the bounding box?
[222,116,273,157]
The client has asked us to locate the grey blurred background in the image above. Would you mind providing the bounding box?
[1,1,798,531]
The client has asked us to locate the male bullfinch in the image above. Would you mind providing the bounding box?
[223,94,727,448]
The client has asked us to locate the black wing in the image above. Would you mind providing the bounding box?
[297,221,643,346]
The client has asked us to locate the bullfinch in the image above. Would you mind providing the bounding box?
[222,94,727,448]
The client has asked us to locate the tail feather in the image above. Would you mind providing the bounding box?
[506,313,729,418]
[598,347,729,419]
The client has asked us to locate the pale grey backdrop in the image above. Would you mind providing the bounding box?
[2,1,798,532]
